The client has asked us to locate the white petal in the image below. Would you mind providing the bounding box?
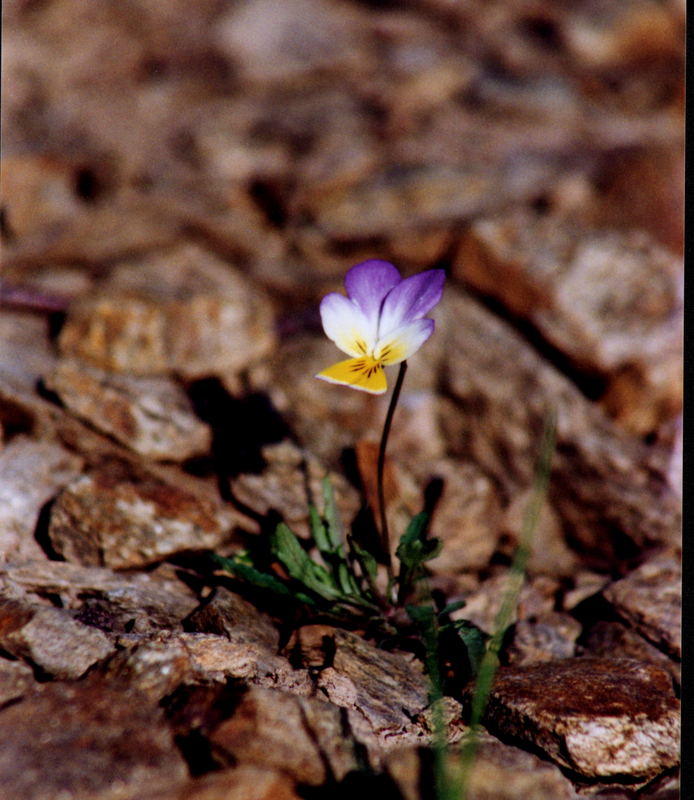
[374,318,435,364]
[378,269,445,338]
[319,293,376,357]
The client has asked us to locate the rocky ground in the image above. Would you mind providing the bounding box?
[0,1,683,798]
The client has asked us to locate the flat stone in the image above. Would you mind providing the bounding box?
[0,657,37,705]
[315,629,463,760]
[45,358,211,461]
[439,289,680,564]
[480,658,680,778]
[0,600,115,679]
[0,560,198,615]
[421,459,502,573]
[602,557,681,659]
[386,731,576,800]
[209,686,360,785]
[48,461,238,568]
[58,243,276,379]
[456,212,682,435]
[214,0,368,87]
[581,621,679,688]
[187,587,279,649]
[0,436,84,563]
[504,612,582,666]
[147,766,301,800]
[230,440,360,538]
[0,679,188,800]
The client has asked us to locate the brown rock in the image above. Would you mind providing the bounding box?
[440,288,680,563]
[602,557,681,659]
[187,586,280,649]
[230,440,360,538]
[0,657,37,705]
[0,679,188,800]
[45,358,211,461]
[0,436,84,563]
[48,461,238,568]
[0,311,57,394]
[0,599,115,679]
[504,612,582,666]
[210,686,359,784]
[422,459,502,573]
[213,0,370,88]
[147,766,302,800]
[386,732,576,800]
[0,559,198,622]
[58,243,276,379]
[315,629,456,759]
[499,487,579,577]
[178,633,312,696]
[480,658,680,778]
[456,212,682,434]
[581,621,680,688]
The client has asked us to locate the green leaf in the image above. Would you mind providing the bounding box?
[396,513,441,569]
[350,539,378,580]
[439,600,466,617]
[308,504,331,554]
[271,523,343,601]
[450,620,488,676]
[211,553,318,606]
[321,475,342,550]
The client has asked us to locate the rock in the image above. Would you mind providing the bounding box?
[439,288,680,564]
[315,629,462,760]
[580,621,679,688]
[479,658,680,778]
[421,458,502,573]
[499,487,579,577]
[0,436,84,563]
[48,461,239,568]
[213,0,369,87]
[230,440,361,538]
[0,311,57,394]
[456,212,683,435]
[58,243,276,379]
[187,587,280,649]
[209,686,360,784]
[386,731,576,800]
[45,358,211,461]
[147,766,302,800]
[0,679,188,800]
[602,557,681,659]
[0,657,37,705]
[178,633,313,695]
[503,612,582,666]
[0,559,198,619]
[0,599,115,679]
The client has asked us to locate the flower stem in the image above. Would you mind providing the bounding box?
[377,360,407,585]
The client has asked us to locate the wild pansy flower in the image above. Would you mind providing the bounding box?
[316,260,445,394]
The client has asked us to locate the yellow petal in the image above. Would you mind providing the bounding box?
[315,358,387,395]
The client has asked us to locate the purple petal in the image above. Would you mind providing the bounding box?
[344,260,401,321]
[378,269,445,336]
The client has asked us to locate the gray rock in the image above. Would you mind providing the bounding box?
[504,612,582,666]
